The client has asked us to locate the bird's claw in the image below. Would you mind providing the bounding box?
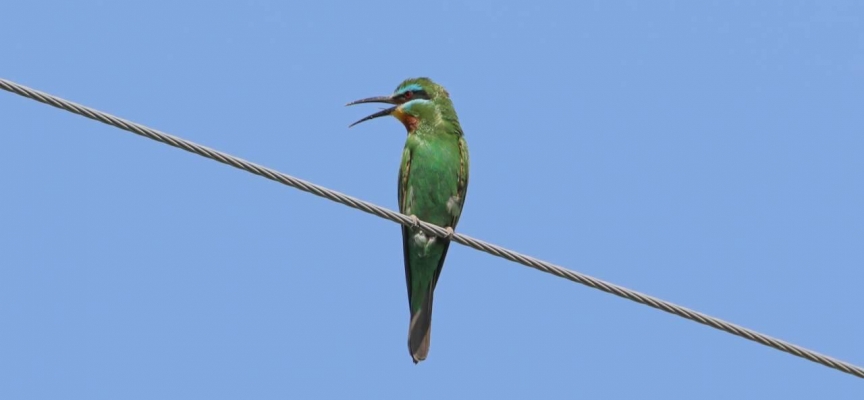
[444,227,455,239]
[408,215,420,229]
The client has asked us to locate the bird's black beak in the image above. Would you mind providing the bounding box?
[346,94,399,128]
[345,95,397,107]
[348,106,397,128]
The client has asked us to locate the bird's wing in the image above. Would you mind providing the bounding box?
[428,134,469,291]
[398,146,414,305]
[449,135,470,229]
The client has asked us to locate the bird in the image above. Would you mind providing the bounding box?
[347,78,469,363]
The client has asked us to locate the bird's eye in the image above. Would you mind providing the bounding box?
[403,91,413,99]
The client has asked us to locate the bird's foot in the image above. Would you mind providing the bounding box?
[408,214,420,229]
[444,227,455,239]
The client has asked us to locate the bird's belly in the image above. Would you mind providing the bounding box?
[403,147,461,228]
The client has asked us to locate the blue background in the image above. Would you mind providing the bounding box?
[2,1,862,398]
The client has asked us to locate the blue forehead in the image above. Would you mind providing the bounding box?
[394,83,423,95]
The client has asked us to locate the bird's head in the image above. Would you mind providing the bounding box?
[347,77,454,132]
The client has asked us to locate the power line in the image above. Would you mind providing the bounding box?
[1,77,861,379]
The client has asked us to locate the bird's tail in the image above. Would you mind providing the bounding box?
[408,285,435,364]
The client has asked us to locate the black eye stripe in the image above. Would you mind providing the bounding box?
[402,90,429,100]
[417,90,429,99]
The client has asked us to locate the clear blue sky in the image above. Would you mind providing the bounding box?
[2,1,862,398]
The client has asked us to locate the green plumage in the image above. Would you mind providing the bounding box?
[348,77,469,363]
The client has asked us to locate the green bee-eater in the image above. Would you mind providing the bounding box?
[348,78,469,363]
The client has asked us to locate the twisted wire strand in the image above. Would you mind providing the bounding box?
[2,77,861,379]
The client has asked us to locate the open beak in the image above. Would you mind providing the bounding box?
[346,94,399,128]
[348,105,397,128]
